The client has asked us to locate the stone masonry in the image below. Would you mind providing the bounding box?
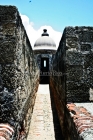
[50,26,93,140]
[0,6,39,140]
[51,26,93,103]
[65,26,93,102]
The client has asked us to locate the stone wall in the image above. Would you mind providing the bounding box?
[49,31,66,138]
[0,6,39,140]
[50,26,93,139]
[65,26,93,102]
[50,26,93,103]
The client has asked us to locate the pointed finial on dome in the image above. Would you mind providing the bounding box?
[42,29,49,36]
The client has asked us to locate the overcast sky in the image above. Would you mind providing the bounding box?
[0,0,93,48]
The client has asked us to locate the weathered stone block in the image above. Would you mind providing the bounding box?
[81,44,91,52]
[66,65,83,81]
[84,53,93,68]
[79,31,93,42]
[0,6,16,14]
[66,36,78,49]
[0,41,16,63]
[67,90,89,102]
[66,51,82,65]
[66,82,89,91]
[65,27,76,36]
[2,22,16,35]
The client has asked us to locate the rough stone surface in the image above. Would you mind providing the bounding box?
[49,78,66,139]
[0,6,39,140]
[49,31,67,139]
[65,27,93,102]
[51,26,93,103]
[50,26,93,140]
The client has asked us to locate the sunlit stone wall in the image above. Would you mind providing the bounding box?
[0,6,39,140]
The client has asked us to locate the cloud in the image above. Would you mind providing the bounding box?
[20,14,62,49]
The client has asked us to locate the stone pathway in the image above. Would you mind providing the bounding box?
[27,84,55,140]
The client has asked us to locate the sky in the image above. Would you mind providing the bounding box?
[0,0,93,48]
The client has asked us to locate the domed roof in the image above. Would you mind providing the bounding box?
[34,29,56,48]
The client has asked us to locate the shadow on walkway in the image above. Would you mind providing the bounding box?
[50,87,64,140]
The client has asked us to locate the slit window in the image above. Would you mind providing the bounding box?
[44,60,46,67]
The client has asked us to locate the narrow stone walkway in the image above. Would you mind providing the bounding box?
[27,84,55,140]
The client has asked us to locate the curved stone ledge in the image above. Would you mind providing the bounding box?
[67,103,93,139]
[0,123,14,140]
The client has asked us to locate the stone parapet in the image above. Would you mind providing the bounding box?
[0,6,39,140]
[51,26,93,103]
[50,26,93,139]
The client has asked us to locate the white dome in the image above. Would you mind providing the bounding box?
[34,29,56,48]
